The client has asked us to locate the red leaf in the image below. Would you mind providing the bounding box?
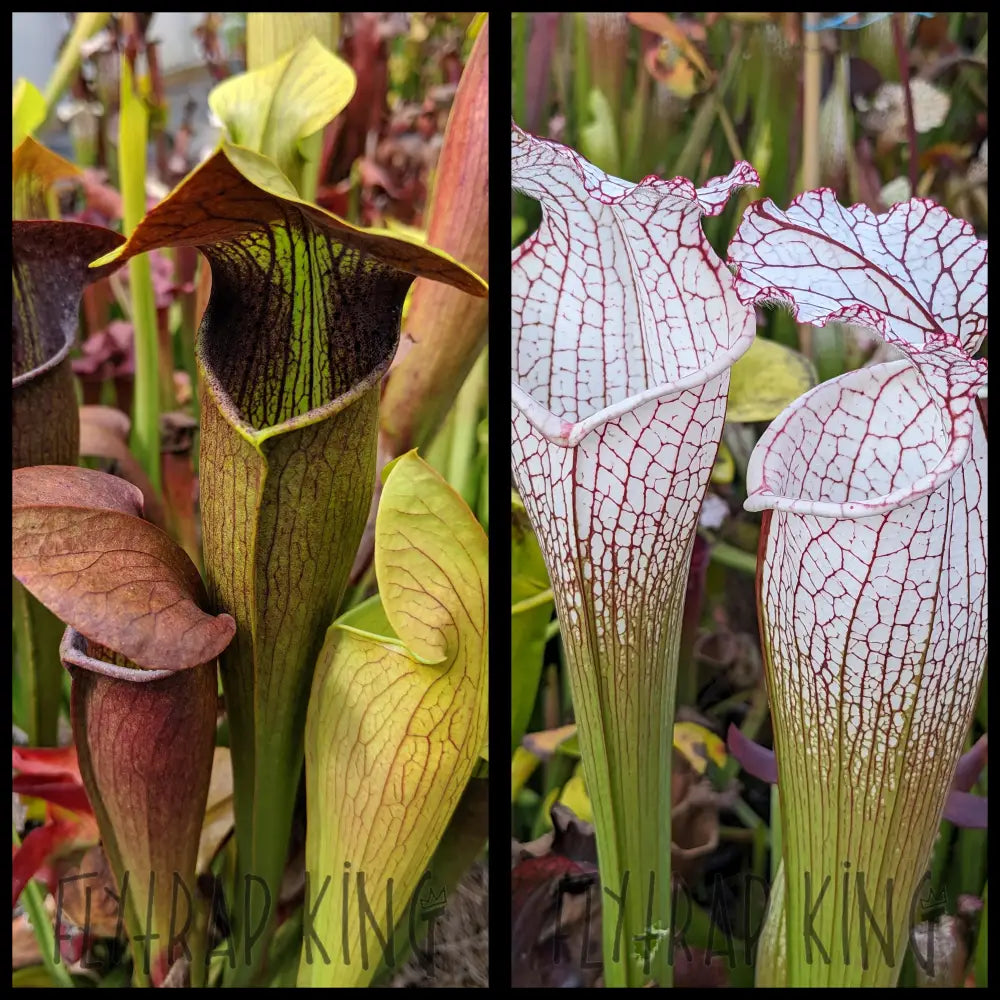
[12,744,81,781]
[13,777,93,817]
[12,820,84,907]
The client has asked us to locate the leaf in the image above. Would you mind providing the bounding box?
[12,79,47,149]
[12,745,82,782]
[558,765,594,823]
[511,745,540,800]
[380,20,490,459]
[511,122,756,442]
[12,779,92,818]
[974,884,988,988]
[579,87,621,176]
[197,748,235,874]
[301,453,487,987]
[12,820,93,908]
[93,129,486,969]
[726,336,817,423]
[511,503,552,749]
[733,193,989,984]
[67,634,219,986]
[629,12,712,98]
[726,724,778,784]
[710,441,735,485]
[12,744,93,818]
[209,36,356,194]
[730,192,987,356]
[245,12,341,66]
[522,724,578,760]
[78,405,167,530]
[95,143,486,306]
[12,214,127,749]
[12,465,235,671]
[674,721,727,775]
[12,579,66,747]
[12,966,67,988]
[12,135,79,221]
[54,844,121,939]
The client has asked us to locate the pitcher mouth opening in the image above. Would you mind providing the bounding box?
[60,627,177,684]
[744,360,976,520]
[512,327,754,448]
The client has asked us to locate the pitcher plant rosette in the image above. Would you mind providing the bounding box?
[91,42,486,975]
[510,121,757,986]
[12,465,236,985]
[727,190,987,987]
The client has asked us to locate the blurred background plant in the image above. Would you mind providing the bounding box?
[510,11,987,988]
[12,11,488,988]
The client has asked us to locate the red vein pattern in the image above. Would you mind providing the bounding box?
[731,191,987,514]
[510,122,756,984]
[728,192,988,985]
[67,629,218,985]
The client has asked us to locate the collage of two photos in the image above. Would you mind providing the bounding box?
[12,11,989,989]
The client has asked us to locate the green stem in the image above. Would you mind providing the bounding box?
[224,752,300,986]
[13,580,65,747]
[891,13,920,197]
[297,131,323,204]
[730,795,767,835]
[445,349,487,508]
[672,36,744,179]
[264,907,305,986]
[710,540,758,575]
[799,12,822,360]
[511,588,554,616]
[119,60,161,492]
[512,13,527,126]
[570,13,591,145]
[41,13,112,118]
[563,618,678,986]
[974,882,988,987]
[13,825,76,989]
[622,35,650,180]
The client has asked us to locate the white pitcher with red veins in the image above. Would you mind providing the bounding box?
[510,120,757,987]
[728,190,987,988]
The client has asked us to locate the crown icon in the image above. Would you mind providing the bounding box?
[418,885,447,914]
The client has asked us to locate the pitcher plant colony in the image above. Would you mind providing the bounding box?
[9,9,989,992]
[510,10,986,991]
